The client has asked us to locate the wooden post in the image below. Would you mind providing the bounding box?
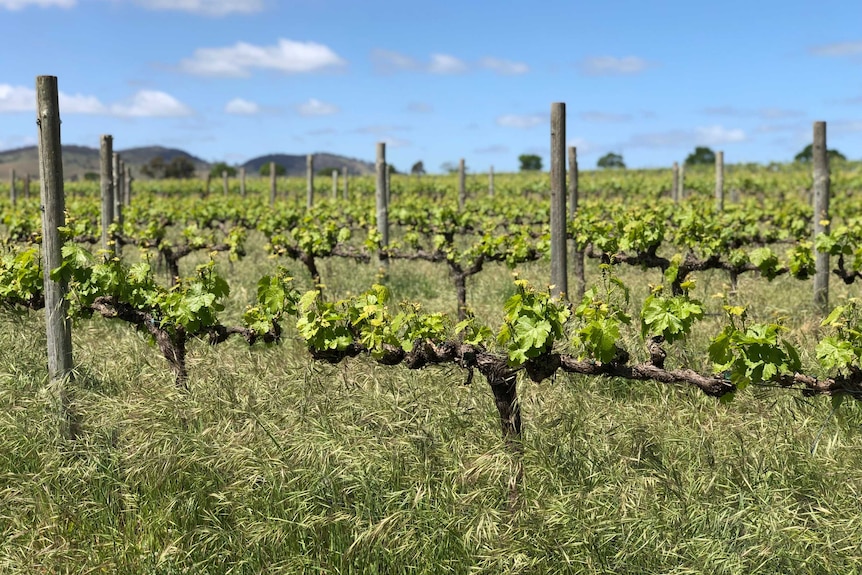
[342,165,348,200]
[204,172,212,196]
[124,165,133,206]
[569,145,585,300]
[550,102,568,299]
[239,166,246,197]
[222,170,229,196]
[376,142,388,271]
[100,135,114,253]
[36,76,75,439]
[458,158,466,210]
[112,152,123,227]
[679,163,685,200]
[715,151,724,212]
[489,165,495,197]
[332,169,337,200]
[813,121,830,311]
[23,173,30,198]
[671,162,679,202]
[386,168,392,205]
[269,161,276,206]
[9,169,15,207]
[306,154,314,209]
[118,159,126,206]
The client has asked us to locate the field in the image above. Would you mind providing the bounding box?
[2,165,862,573]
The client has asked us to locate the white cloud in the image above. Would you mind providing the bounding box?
[132,0,262,16]
[579,56,653,76]
[628,125,746,148]
[297,98,338,116]
[406,101,433,113]
[703,106,804,119]
[580,111,632,123]
[382,136,411,148]
[370,49,420,73]
[833,120,862,133]
[0,0,73,9]
[179,38,345,77]
[110,90,191,117]
[478,57,528,75]
[354,125,410,135]
[496,114,545,129]
[429,53,467,74]
[224,97,260,115]
[475,145,509,154]
[0,84,191,117]
[810,41,862,57]
[567,137,600,156]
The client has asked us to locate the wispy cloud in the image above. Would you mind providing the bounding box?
[428,53,468,74]
[580,111,633,123]
[353,125,410,135]
[567,137,600,156]
[132,0,263,16]
[406,101,433,113]
[0,0,72,8]
[474,145,509,154]
[496,114,545,129]
[0,84,191,117]
[578,56,653,76]
[627,125,746,148]
[179,38,345,77]
[296,98,338,116]
[809,40,862,57]
[478,57,528,75]
[703,106,804,119]
[832,120,862,133]
[370,49,420,73]
[224,97,259,115]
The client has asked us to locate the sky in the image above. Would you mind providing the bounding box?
[0,0,860,173]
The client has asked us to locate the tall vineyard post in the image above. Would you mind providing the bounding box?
[569,145,585,300]
[331,169,337,200]
[306,154,314,209]
[458,158,466,210]
[100,135,114,253]
[222,170,229,196]
[679,162,685,200]
[489,165,495,197]
[23,173,30,198]
[550,102,568,299]
[813,121,830,311]
[9,168,15,207]
[205,173,211,196]
[112,152,123,230]
[715,151,724,212]
[119,159,127,206]
[36,75,76,439]
[269,161,276,207]
[239,166,246,197]
[342,165,348,200]
[376,142,389,272]
[671,161,679,202]
[124,164,133,206]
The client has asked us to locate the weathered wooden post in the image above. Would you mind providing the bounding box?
[100,135,114,253]
[569,145,585,300]
[679,163,685,200]
[9,169,15,207]
[489,165,495,197]
[386,167,392,205]
[269,161,276,206]
[458,158,466,210]
[112,152,123,228]
[306,154,314,208]
[813,121,830,311]
[550,102,568,298]
[222,170,229,196]
[36,75,76,439]
[239,166,246,197]
[331,169,338,200]
[124,165,133,206]
[671,162,679,202]
[715,151,724,212]
[376,142,389,271]
[118,159,126,206]
[342,165,348,200]
[23,173,30,198]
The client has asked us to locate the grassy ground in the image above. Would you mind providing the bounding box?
[2,241,862,574]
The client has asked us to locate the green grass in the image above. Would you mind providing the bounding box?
[2,244,862,574]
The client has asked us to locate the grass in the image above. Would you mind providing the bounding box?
[2,238,862,573]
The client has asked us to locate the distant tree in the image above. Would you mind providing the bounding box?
[597,152,626,169]
[794,144,847,163]
[518,154,543,171]
[440,161,457,174]
[387,164,398,175]
[411,161,426,176]
[259,163,286,177]
[164,156,196,179]
[209,162,237,178]
[684,146,716,166]
[140,156,166,179]
[83,172,99,181]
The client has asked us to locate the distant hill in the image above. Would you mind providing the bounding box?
[242,153,375,177]
[0,146,375,181]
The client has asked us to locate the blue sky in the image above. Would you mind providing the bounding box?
[1,0,860,172]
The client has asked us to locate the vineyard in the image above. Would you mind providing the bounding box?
[3,90,862,571]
